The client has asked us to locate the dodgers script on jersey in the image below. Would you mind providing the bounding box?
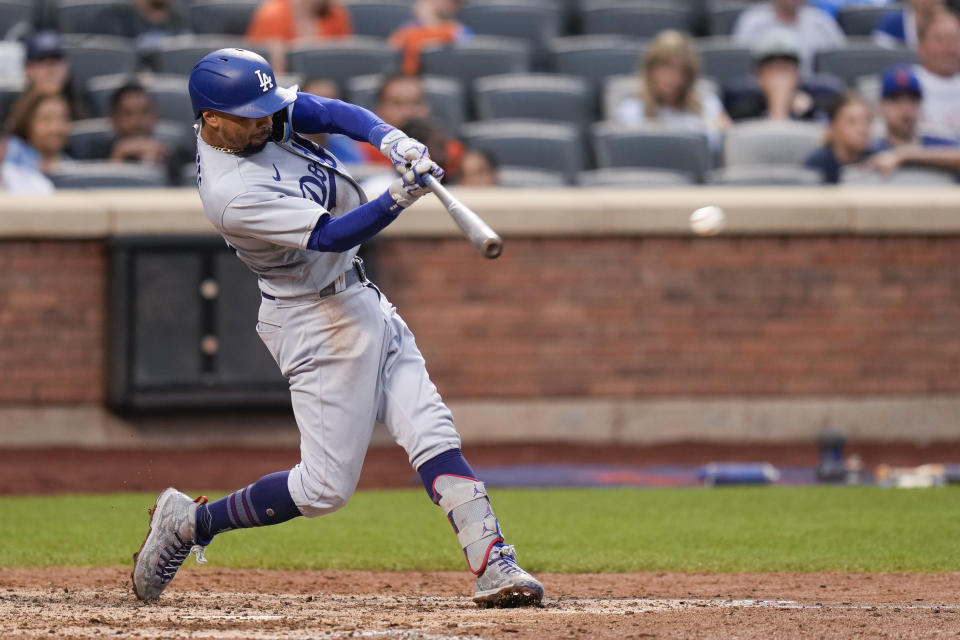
[195,132,363,299]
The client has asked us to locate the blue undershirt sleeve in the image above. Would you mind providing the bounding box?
[307,190,401,252]
[291,92,395,148]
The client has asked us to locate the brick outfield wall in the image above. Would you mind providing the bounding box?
[1,236,959,404]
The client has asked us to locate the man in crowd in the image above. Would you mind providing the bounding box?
[733,0,846,75]
[864,64,960,176]
[913,6,960,138]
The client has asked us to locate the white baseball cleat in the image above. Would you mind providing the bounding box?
[472,544,544,608]
[131,487,207,601]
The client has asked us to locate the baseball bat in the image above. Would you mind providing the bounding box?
[423,174,503,259]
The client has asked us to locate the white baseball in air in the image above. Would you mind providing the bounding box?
[689,205,726,236]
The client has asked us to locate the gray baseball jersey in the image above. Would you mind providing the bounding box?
[196,131,365,298]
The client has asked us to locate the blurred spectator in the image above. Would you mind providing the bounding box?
[0,134,55,194]
[360,73,431,166]
[301,77,363,163]
[108,83,194,184]
[804,92,874,183]
[247,0,352,42]
[613,31,729,154]
[5,91,71,175]
[726,28,823,121]
[874,0,944,49]
[400,115,464,180]
[913,7,960,138]
[458,147,498,186]
[23,31,83,119]
[863,64,960,175]
[733,0,846,75]
[104,0,191,51]
[389,0,472,74]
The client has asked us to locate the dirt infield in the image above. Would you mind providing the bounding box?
[1,569,957,639]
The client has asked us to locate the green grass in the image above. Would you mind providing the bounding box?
[1,487,958,573]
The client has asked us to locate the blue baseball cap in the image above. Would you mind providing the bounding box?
[881,65,922,99]
[25,31,63,62]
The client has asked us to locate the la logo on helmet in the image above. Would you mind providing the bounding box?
[254,69,274,93]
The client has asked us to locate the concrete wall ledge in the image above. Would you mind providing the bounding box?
[2,186,960,238]
[2,396,957,449]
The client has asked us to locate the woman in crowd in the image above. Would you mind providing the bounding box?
[5,91,72,175]
[613,30,730,154]
[804,92,874,183]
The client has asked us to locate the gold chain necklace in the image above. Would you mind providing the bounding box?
[209,144,241,154]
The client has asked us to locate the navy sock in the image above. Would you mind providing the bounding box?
[194,470,301,545]
[417,448,477,501]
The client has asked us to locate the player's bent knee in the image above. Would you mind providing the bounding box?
[288,464,356,518]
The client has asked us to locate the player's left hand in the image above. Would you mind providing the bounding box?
[380,130,445,183]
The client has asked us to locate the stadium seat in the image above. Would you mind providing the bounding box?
[149,35,269,75]
[498,166,567,188]
[592,122,711,183]
[473,73,594,127]
[67,118,190,160]
[841,166,958,185]
[461,119,586,183]
[548,36,644,91]
[815,39,918,85]
[342,0,414,39]
[187,0,260,35]
[0,76,24,123]
[0,41,24,81]
[836,4,892,36]
[62,35,139,107]
[57,0,132,36]
[709,165,822,186]
[49,161,169,188]
[706,0,751,36]
[580,0,694,37]
[420,36,531,88]
[346,74,467,134]
[577,167,694,187]
[723,119,825,167]
[697,37,753,85]
[0,0,31,40]
[287,38,399,93]
[458,1,563,69]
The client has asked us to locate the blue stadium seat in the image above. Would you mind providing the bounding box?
[697,37,753,85]
[0,0,32,39]
[461,119,586,183]
[577,167,695,187]
[459,1,562,69]
[287,38,399,93]
[148,35,269,75]
[473,73,594,127]
[420,36,531,88]
[815,39,918,85]
[723,119,825,167]
[706,0,751,36]
[592,121,711,183]
[62,35,139,108]
[709,165,823,186]
[342,0,414,39]
[57,0,132,36]
[548,35,644,91]
[581,0,694,37]
[187,0,260,35]
[498,166,567,188]
[49,161,169,188]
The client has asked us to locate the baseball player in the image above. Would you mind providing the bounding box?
[131,49,543,608]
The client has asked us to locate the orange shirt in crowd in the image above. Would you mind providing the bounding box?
[246,0,352,42]
[388,22,466,74]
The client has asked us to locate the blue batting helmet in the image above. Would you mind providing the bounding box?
[188,48,297,119]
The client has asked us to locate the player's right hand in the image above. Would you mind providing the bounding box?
[388,157,434,209]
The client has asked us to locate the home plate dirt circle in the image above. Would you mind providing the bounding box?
[1,569,958,639]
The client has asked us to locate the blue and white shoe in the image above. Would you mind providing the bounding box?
[131,488,208,601]
[472,544,544,608]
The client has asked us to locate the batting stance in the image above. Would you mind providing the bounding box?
[131,49,543,607]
